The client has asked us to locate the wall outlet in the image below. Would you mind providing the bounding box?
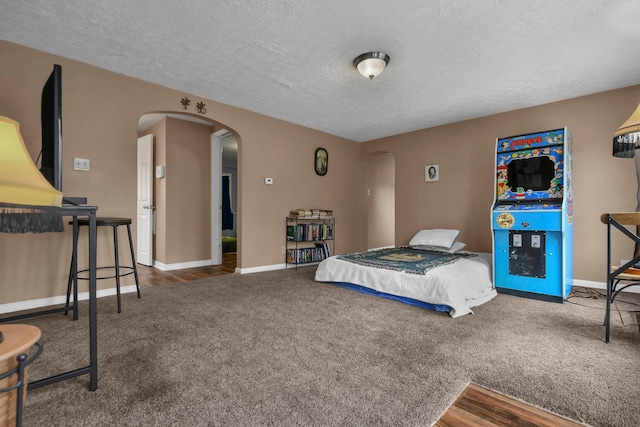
[73,157,90,171]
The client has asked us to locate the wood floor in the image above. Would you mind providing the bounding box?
[136,252,236,287]
[435,383,585,426]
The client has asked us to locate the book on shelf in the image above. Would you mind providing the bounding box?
[287,246,327,264]
[289,209,333,219]
[286,225,296,240]
[288,222,333,242]
[314,242,326,259]
[287,243,332,264]
[314,242,332,259]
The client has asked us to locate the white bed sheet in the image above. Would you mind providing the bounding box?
[314,251,496,318]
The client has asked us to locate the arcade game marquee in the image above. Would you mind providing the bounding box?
[491,128,573,301]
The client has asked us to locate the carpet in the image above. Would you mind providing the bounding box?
[9,267,640,426]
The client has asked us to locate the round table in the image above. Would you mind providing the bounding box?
[0,324,42,427]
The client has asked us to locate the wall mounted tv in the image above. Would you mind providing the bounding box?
[39,64,62,192]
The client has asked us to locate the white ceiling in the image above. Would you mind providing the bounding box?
[2,1,640,142]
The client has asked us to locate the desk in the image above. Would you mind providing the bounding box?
[600,212,640,343]
[0,204,98,391]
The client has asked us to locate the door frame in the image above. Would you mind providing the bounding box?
[136,134,154,266]
[210,129,227,265]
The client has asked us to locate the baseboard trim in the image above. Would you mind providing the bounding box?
[574,279,640,294]
[153,259,213,271]
[0,285,138,315]
[236,263,286,274]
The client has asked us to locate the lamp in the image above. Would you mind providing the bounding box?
[0,116,63,234]
[613,103,640,158]
[0,116,64,344]
[612,102,640,261]
[353,52,390,80]
[613,102,640,209]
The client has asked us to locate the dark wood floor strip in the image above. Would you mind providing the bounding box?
[435,383,585,427]
[136,253,236,288]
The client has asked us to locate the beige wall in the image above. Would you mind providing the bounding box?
[0,40,364,305]
[1,38,639,308]
[361,86,640,283]
[165,117,212,264]
[139,117,214,266]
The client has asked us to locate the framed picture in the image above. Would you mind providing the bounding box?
[315,147,328,176]
[425,164,439,182]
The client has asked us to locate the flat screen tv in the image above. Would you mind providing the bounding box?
[39,64,62,192]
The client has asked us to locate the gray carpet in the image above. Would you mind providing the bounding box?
[12,267,640,426]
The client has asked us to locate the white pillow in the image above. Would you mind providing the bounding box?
[408,229,460,249]
[412,241,467,254]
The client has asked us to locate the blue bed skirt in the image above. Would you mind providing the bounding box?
[329,282,451,313]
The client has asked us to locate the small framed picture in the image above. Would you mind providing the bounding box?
[315,147,328,176]
[425,164,439,182]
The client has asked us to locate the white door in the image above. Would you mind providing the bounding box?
[137,134,154,266]
[210,131,224,265]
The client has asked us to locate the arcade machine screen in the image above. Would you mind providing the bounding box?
[496,147,563,205]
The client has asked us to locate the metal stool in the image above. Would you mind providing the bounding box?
[66,217,141,317]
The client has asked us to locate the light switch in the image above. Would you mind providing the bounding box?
[265,177,273,185]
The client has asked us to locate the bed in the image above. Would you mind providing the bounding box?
[222,236,237,253]
[314,229,496,317]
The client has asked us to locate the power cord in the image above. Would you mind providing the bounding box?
[567,287,640,327]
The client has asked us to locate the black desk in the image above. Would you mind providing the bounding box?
[0,204,98,391]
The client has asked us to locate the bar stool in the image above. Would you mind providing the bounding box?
[66,217,141,318]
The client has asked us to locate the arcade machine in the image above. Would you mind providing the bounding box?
[491,128,573,301]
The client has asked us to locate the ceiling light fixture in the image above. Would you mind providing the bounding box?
[353,52,390,80]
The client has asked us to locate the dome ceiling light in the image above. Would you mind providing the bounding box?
[353,52,390,80]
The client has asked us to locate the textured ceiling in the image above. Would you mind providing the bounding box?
[2,1,640,142]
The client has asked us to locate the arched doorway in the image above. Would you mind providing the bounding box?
[365,152,395,249]
[136,112,238,271]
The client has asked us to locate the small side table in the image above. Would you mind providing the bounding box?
[0,324,43,427]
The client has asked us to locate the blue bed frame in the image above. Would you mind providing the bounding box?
[329,281,451,313]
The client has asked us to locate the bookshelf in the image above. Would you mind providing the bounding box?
[286,210,334,268]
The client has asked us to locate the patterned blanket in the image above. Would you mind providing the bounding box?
[337,246,476,275]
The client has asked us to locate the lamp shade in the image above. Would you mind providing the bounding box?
[613,102,640,158]
[354,52,390,79]
[0,116,63,233]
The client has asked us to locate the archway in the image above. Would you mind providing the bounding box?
[365,152,395,249]
[136,112,238,270]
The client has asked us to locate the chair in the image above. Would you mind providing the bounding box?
[66,217,141,318]
[601,212,640,342]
